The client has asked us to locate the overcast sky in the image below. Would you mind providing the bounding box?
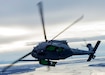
[0,0,105,62]
[0,0,105,26]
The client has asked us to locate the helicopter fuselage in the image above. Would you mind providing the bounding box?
[31,40,73,60]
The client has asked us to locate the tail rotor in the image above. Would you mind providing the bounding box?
[87,40,101,61]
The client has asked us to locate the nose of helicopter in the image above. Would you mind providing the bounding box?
[31,47,45,58]
[31,48,38,58]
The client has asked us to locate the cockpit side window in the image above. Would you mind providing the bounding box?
[46,45,57,51]
[46,45,63,52]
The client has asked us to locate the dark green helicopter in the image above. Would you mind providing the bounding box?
[1,1,101,72]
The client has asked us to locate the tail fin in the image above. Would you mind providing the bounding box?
[87,40,101,61]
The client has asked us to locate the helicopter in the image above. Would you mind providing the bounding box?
[1,1,101,72]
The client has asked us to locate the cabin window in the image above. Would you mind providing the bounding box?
[56,47,63,52]
[39,59,49,65]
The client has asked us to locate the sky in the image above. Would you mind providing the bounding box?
[0,0,105,63]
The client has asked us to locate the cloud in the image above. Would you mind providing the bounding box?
[0,0,105,27]
[64,35,105,43]
[0,0,105,56]
[0,34,33,44]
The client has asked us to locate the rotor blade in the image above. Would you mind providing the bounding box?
[51,15,84,40]
[37,2,47,42]
[1,52,31,72]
